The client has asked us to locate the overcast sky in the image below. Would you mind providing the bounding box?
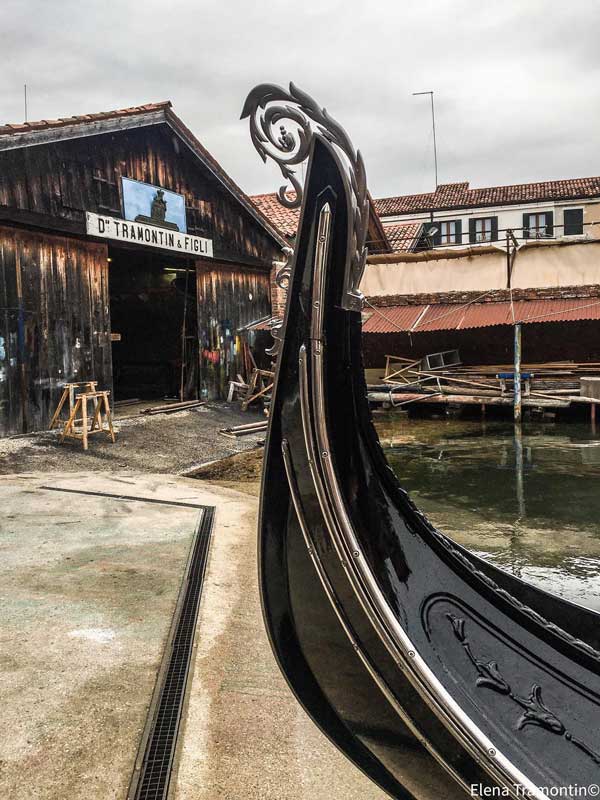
[2,0,599,200]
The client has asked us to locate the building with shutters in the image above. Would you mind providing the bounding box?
[254,176,600,375]
[373,177,600,250]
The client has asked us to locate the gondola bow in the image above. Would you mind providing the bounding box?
[242,82,600,800]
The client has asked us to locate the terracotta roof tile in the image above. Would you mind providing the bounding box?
[383,222,423,252]
[250,191,393,253]
[0,101,172,137]
[375,178,600,217]
[249,192,300,238]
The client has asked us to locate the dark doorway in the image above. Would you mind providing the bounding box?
[108,246,198,400]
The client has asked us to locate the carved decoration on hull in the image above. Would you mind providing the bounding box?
[447,614,600,766]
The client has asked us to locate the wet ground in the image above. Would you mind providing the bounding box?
[376,414,600,612]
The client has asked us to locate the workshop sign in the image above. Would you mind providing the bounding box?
[86,212,213,258]
[121,177,188,232]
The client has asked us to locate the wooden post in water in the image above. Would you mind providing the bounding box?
[514,323,522,424]
[514,423,525,520]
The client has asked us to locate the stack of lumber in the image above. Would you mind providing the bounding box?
[141,400,205,415]
[369,356,600,409]
[219,420,268,438]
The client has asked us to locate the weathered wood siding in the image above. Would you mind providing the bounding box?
[0,124,280,268]
[197,262,271,399]
[0,226,111,435]
[0,123,281,427]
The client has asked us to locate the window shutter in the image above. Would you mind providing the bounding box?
[469,219,476,244]
[545,211,554,238]
[454,219,463,244]
[564,208,583,236]
[490,217,498,241]
[522,213,530,239]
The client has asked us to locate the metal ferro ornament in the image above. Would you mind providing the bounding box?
[241,82,369,311]
[265,246,294,358]
[246,79,600,800]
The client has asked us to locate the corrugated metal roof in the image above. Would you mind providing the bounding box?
[362,305,428,333]
[512,298,600,324]
[417,304,472,332]
[363,298,600,333]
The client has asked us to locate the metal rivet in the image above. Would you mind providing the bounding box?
[322,451,328,458]
[408,650,415,658]
[314,301,320,307]
[488,748,496,757]
[352,550,360,558]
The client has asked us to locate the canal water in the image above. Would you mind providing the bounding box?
[375,415,600,612]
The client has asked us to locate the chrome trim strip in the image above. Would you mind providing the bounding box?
[281,437,470,794]
[298,345,341,543]
[298,203,544,800]
[309,203,331,342]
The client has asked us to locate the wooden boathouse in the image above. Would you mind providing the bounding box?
[0,102,287,437]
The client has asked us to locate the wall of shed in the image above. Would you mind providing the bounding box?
[0,226,110,436]
[196,262,271,400]
[0,124,281,269]
[362,239,600,297]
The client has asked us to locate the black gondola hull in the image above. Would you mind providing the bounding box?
[255,119,600,800]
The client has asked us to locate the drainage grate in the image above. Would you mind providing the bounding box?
[130,506,215,800]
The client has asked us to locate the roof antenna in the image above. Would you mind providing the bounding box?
[413,90,438,189]
[24,84,28,122]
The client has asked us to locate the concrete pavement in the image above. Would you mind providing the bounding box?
[173,482,386,800]
[0,471,385,799]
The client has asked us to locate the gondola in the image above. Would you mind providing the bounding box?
[241,83,600,799]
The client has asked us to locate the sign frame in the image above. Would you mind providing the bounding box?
[86,212,213,258]
[120,176,188,233]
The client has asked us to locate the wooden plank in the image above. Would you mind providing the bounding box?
[0,225,110,436]
[368,391,570,408]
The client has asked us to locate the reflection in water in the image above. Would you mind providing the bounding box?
[375,416,600,612]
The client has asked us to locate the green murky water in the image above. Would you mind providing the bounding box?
[375,415,600,611]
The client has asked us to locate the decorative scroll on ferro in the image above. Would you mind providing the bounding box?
[265,246,294,358]
[241,82,369,311]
